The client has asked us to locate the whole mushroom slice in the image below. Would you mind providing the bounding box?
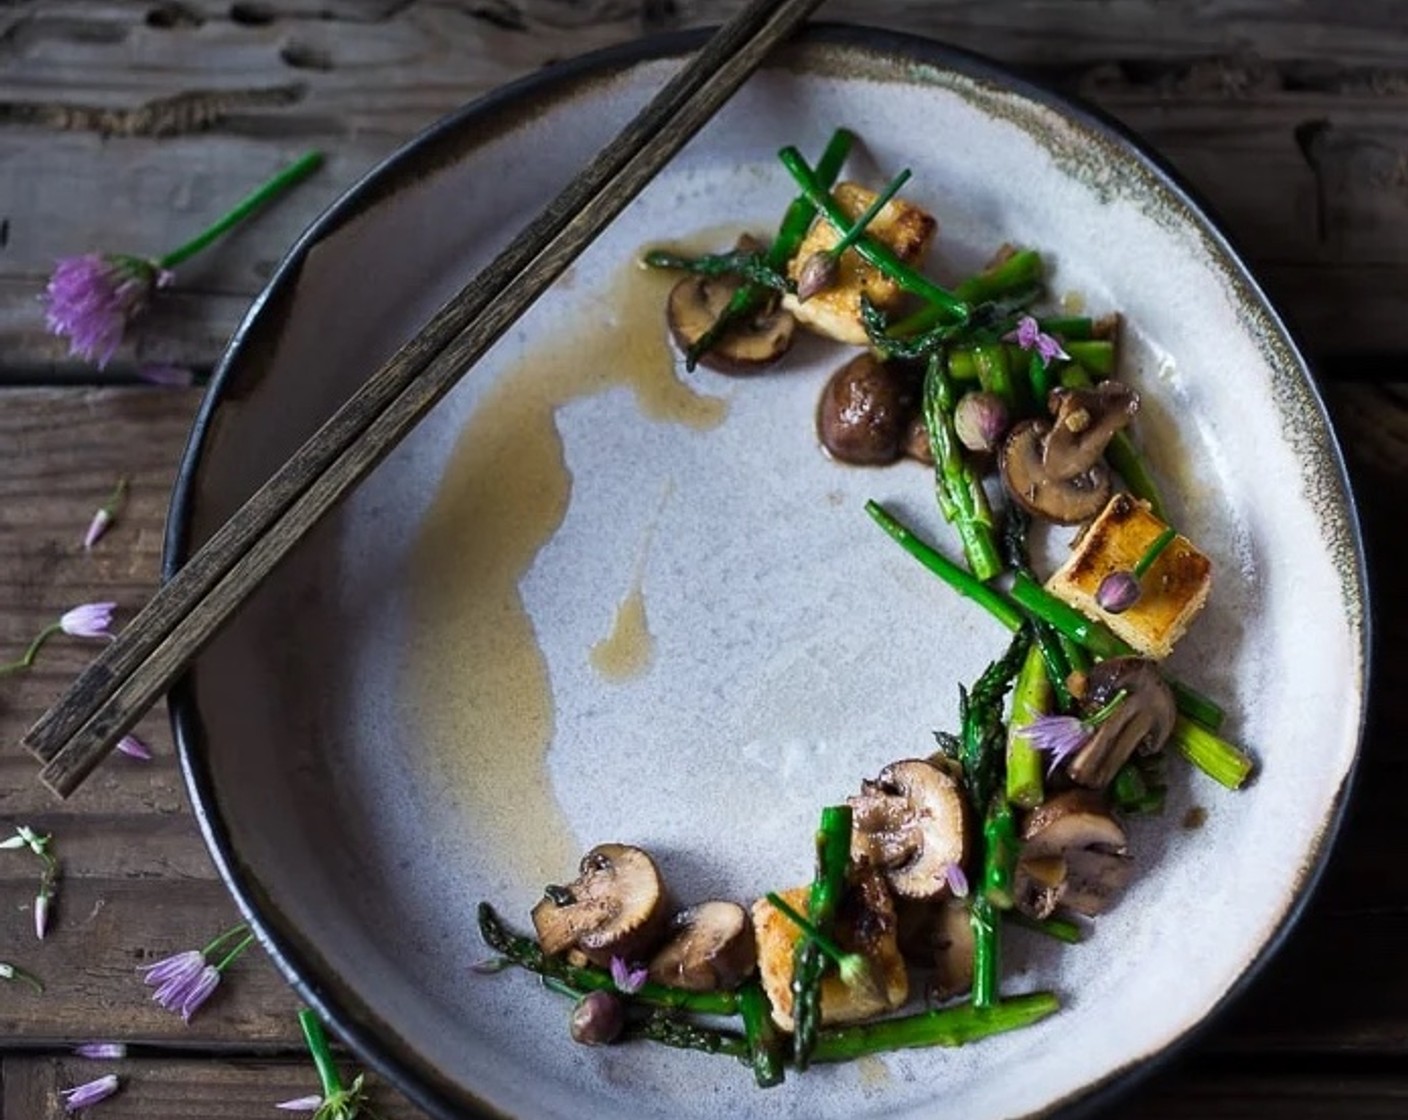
[999,380,1140,525]
[531,844,669,967]
[848,759,968,900]
[647,901,757,992]
[1014,790,1131,919]
[817,353,922,465]
[1066,657,1177,789]
[666,273,795,374]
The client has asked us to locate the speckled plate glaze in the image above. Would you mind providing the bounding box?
[166,24,1369,1120]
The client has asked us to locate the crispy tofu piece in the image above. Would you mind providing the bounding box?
[751,879,908,1033]
[1045,493,1212,661]
[781,182,937,345]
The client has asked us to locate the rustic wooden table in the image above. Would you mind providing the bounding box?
[2,1,1404,1116]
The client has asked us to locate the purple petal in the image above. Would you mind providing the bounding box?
[609,955,647,994]
[75,1042,128,1060]
[83,508,113,551]
[141,949,204,987]
[34,892,49,941]
[179,965,221,1021]
[1022,714,1092,775]
[116,734,153,761]
[136,362,196,387]
[944,863,970,898]
[44,255,159,370]
[1035,331,1071,363]
[275,1095,324,1112]
[59,602,116,639]
[60,1074,121,1111]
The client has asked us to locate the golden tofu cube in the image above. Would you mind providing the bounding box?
[781,182,937,345]
[1045,494,1212,661]
[751,882,908,1033]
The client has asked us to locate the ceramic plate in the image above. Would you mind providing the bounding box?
[166,24,1368,1120]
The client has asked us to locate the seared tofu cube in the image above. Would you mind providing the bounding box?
[1045,493,1212,661]
[781,182,937,345]
[751,879,908,1033]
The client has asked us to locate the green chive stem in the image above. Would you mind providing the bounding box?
[158,151,323,270]
[298,1007,345,1102]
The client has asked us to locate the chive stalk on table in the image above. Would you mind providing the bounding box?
[791,804,853,1070]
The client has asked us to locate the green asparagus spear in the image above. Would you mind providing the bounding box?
[1063,339,1115,375]
[960,626,1034,812]
[983,799,1020,910]
[476,902,739,1015]
[1007,912,1084,944]
[1006,643,1051,808]
[969,896,1002,1009]
[739,982,785,1088]
[640,247,791,291]
[923,353,1003,580]
[792,805,853,1070]
[811,992,1060,1061]
[1173,715,1255,790]
[624,1013,751,1059]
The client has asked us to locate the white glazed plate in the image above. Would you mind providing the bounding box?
[167,24,1369,1120]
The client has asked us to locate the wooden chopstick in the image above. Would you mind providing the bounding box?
[24,0,827,797]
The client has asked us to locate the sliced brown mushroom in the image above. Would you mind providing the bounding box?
[1014,791,1130,919]
[531,844,669,967]
[999,381,1139,524]
[903,414,934,465]
[930,898,976,1001]
[666,273,795,374]
[816,353,922,465]
[1066,657,1177,789]
[848,759,968,899]
[647,901,756,992]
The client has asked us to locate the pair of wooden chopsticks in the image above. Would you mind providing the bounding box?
[23,0,827,797]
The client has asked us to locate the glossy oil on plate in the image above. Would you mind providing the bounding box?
[167,24,1368,1120]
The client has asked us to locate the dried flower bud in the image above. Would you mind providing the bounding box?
[1095,570,1142,614]
[795,251,839,302]
[570,990,625,1046]
[953,391,1010,453]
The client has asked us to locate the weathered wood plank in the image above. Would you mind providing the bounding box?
[6,1,1408,368]
[2,1054,428,1119]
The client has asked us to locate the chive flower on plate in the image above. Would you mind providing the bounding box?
[1023,689,1130,776]
[609,955,648,994]
[1003,314,1069,365]
[1095,527,1179,615]
[43,151,323,368]
[140,922,254,1022]
[60,1074,121,1113]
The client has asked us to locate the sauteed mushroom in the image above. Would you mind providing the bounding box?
[1067,657,1177,789]
[817,354,921,465]
[531,843,669,967]
[647,901,756,992]
[1014,791,1132,919]
[666,273,795,373]
[1000,381,1140,524]
[848,759,968,899]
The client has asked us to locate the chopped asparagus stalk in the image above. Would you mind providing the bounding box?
[1007,912,1084,945]
[1006,643,1051,809]
[624,1014,751,1059]
[924,353,1003,581]
[792,805,853,1070]
[1173,715,1255,790]
[740,982,785,1088]
[969,896,1002,1010]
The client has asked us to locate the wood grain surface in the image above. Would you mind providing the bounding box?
[3,1,1406,1116]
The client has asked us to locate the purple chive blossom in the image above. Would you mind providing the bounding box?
[1095,570,1142,614]
[60,1073,121,1112]
[1022,714,1093,775]
[178,965,222,1021]
[75,1042,128,1060]
[136,362,196,387]
[44,254,170,369]
[1004,314,1070,365]
[944,863,970,899]
[609,955,648,995]
[83,508,113,551]
[35,890,51,940]
[275,1096,324,1112]
[141,925,253,1023]
[116,734,153,761]
[59,602,117,639]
